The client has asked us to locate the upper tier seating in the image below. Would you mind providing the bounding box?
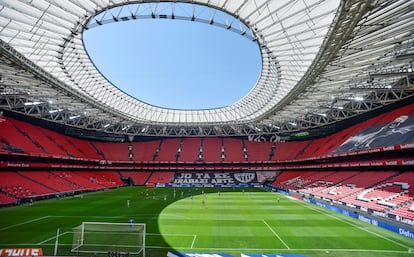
[93,142,130,161]
[10,119,68,156]
[1,102,413,162]
[131,140,160,162]
[244,140,274,161]
[0,118,44,154]
[202,137,223,162]
[180,138,202,162]
[156,138,181,161]
[37,128,88,158]
[222,138,245,162]
[66,138,103,160]
[272,140,310,161]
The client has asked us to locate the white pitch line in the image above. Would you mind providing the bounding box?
[158,245,411,254]
[37,231,70,245]
[0,216,50,231]
[262,219,290,249]
[147,233,194,237]
[296,201,413,250]
[191,235,197,249]
[0,243,409,254]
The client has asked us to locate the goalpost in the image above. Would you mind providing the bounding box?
[71,222,146,256]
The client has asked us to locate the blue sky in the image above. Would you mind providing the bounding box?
[83,18,261,110]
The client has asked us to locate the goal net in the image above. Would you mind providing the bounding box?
[71,222,145,256]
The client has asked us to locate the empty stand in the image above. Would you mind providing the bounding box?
[93,142,130,161]
[243,140,274,161]
[66,138,103,160]
[53,172,105,191]
[131,140,160,161]
[1,102,414,224]
[0,172,55,198]
[19,171,82,192]
[312,171,398,210]
[272,141,310,161]
[120,171,152,185]
[222,138,245,162]
[288,171,336,190]
[9,119,68,156]
[37,127,87,158]
[0,118,44,154]
[202,137,223,162]
[146,172,174,184]
[0,192,17,205]
[75,171,124,188]
[300,171,361,197]
[180,138,202,162]
[390,204,414,220]
[156,138,181,161]
[272,171,311,189]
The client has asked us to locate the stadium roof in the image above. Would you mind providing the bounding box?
[0,0,413,138]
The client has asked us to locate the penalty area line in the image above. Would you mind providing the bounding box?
[191,235,197,249]
[262,220,290,249]
[37,231,70,245]
[0,216,50,232]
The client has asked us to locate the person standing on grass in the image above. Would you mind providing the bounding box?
[127,199,130,208]
[128,218,134,232]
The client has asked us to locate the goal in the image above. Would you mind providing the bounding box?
[71,222,146,256]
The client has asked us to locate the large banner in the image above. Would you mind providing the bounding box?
[334,115,414,153]
[172,171,279,186]
[173,172,257,185]
[0,248,42,256]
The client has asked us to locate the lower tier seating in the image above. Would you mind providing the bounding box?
[274,170,414,221]
[120,171,152,185]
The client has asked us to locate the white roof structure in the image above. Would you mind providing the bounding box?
[0,0,413,138]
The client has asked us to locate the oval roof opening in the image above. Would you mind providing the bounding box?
[83,3,261,110]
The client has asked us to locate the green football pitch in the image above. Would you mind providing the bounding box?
[0,186,413,257]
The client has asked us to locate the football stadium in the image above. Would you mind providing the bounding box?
[0,1,414,257]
